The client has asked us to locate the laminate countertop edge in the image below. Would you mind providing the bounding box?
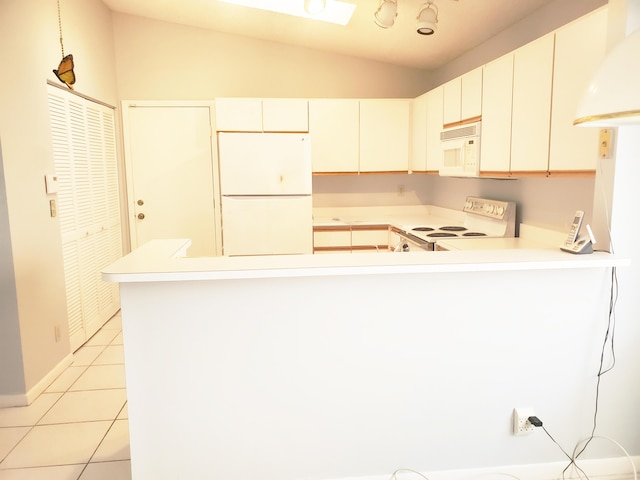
[102,239,630,283]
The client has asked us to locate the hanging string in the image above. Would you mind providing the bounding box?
[57,0,65,58]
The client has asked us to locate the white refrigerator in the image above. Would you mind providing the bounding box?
[218,132,313,256]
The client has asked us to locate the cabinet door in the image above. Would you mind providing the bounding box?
[215,98,262,131]
[443,67,482,126]
[549,8,607,173]
[480,53,513,174]
[510,34,554,173]
[351,227,389,252]
[426,86,444,172]
[262,98,309,132]
[359,99,410,173]
[309,99,359,173]
[410,93,428,173]
[461,66,483,121]
[443,77,462,126]
[313,227,351,253]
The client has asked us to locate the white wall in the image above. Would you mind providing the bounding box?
[0,0,119,400]
[112,14,431,100]
[119,263,629,479]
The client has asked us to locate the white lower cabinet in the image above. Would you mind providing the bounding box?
[313,227,352,254]
[313,226,390,253]
[351,226,389,253]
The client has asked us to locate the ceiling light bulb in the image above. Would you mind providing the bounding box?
[304,0,326,15]
[374,0,397,29]
[416,2,438,35]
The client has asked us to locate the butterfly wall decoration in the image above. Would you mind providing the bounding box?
[53,54,75,89]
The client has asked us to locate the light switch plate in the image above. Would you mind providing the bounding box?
[598,129,613,159]
[45,174,59,194]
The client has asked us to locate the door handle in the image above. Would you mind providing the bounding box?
[137,213,145,220]
[137,199,144,206]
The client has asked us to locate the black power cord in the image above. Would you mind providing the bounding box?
[527,265,619,480]
[528,416,590,480]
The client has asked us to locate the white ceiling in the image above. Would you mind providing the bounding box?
[101,0,558,70]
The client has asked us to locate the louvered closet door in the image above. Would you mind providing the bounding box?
[47,85,122,351]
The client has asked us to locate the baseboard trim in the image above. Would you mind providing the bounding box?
[0,353,73,407]
[332,457,639,480]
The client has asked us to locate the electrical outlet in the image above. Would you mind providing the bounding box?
[513,408,535,435]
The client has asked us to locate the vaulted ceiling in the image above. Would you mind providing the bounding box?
[101,0,577,70]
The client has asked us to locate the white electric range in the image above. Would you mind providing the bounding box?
[392,197,516,252]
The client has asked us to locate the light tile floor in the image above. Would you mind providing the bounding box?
[0,313,131,480]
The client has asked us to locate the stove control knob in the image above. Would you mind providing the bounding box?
[497,206,505,216]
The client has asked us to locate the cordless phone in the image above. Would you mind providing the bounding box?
[560,210,594,254]
[563,210,584,248]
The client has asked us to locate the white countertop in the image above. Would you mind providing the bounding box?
[102,238,629,283]
[312,205,465,228]
[436,237,557,251]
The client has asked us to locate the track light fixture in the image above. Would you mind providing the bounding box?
[416,1,438,35]
[374,0,398,29]
[375,0,456,35]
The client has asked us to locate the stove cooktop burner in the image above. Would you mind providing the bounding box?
[412,227,435,232]
[463,232,487,237]
[427,232,458,238]
[440,226,468,232]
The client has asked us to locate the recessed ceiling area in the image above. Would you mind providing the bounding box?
[100,0,598,70]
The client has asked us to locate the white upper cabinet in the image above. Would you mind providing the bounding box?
[549,7,607,173]
[215,98,308,132]
[443,77,461,126]
[480,53,514,174]
[425,86,444,172]
[262,98,309,132]
[359,99,410,173]
[461,67,483,122]
[309,99,359,173]
[510,34,554,173]
[443,66,483,126]
[410,92,428,173]
[215,98,262,131]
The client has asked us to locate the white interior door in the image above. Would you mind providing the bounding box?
[124,104,219,257]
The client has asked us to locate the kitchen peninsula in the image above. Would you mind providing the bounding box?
[103,240,627,480]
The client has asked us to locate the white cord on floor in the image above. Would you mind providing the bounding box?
[571,435,637,480]
[390,468,431,480]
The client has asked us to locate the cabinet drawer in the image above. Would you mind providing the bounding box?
[351,227,389,251]
[313,227,351,252]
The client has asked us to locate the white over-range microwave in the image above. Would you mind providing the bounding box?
[439,121,481,177]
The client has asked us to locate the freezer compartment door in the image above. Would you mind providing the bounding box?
[218,133,312,195]
[221,196,313,256]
